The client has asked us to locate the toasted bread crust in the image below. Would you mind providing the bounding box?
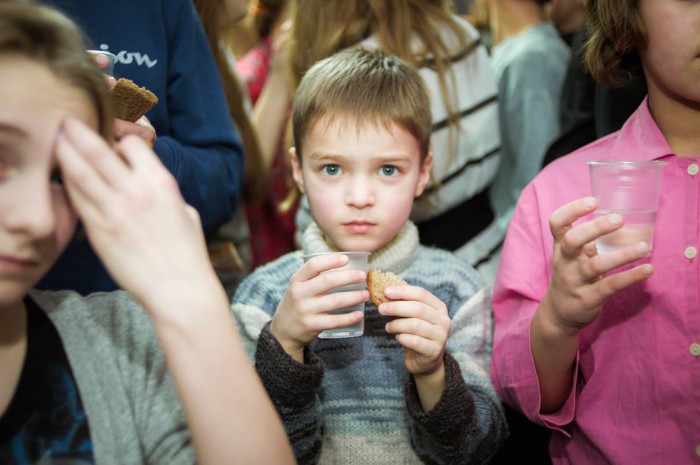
[111,78,158,122]
[367,269,407,307]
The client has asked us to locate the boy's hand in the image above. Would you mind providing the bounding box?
[55,117,218,315]
[378,285,451,377]
[540,196,654,334]
[269,254,369,361]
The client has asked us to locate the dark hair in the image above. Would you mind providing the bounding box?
[293,48,431,162]
[584,0,645,87]
[0,1,113,139]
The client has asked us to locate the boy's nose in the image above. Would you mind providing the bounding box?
[345,179,376,208]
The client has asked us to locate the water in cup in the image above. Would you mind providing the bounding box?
[588,160,666,254]
[302,251,370,339]
[594,209,656,253]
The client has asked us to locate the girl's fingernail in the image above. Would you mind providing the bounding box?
[636,242,650,255]
[584,197,596,209]
[608,213,623,225]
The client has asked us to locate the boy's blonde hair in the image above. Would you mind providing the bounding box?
[584,0,646,87]
[0,2,113,140]
[293,47,432,163]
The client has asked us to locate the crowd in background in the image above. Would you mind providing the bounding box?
[2,0,696,463]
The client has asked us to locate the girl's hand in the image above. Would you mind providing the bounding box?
[378,285,451,377]
[541,196,654,334]
[269,254,369,361]
[55,117,217,314]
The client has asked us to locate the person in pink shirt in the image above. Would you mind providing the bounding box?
[491,0,700,463]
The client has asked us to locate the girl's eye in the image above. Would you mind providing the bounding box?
[50,169,64,187]
[321,164,342,176]
[379,165,398,177]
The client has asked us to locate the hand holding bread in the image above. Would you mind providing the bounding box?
[371,270,451,378]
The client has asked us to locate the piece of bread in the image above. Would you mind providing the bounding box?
[110,78,158,122]
[367,269,408,307]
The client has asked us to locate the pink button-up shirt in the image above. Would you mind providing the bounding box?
[491,99,700,464]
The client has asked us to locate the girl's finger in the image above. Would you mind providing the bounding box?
[579,241,650,282]
[115,135,164,172]
[549,197,597,243]
[590,262,654,301]
[56,131,112,221]
[62,117,132,190]
[310,311,364,332]
[559,213,624,258]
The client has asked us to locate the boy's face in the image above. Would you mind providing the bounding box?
[291,116,431,253]
[0,55,96,310]
[639,0,700,108]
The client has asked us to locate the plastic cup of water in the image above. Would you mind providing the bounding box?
[588,160,667,253]
[87,50,117,76]
[302,251,370,338]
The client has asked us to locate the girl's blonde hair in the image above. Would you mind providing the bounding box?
[0,1,113,140]
[194,0,268,203]
[584,0,646,87]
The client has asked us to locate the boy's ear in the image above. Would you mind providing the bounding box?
[289,147,305,194]
[415,151,433,197]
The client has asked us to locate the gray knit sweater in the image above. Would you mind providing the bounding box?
[232,222,507,464]
[28,290,194,465]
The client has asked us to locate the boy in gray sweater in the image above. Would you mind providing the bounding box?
[233,47,507,464]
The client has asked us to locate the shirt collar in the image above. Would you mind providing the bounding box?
[609,96,675,161]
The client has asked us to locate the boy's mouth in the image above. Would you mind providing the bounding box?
[343,221,375,234]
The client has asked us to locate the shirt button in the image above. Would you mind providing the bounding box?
[685,246,698,259]
[691,343,700,357]
[689,164,699,176]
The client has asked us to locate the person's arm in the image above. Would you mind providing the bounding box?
[382,279,506,464]
[497,52,567,224]
[529,197,654,411]
[255,323,325,465]
[56,118,294,464]
[250,34,292,172]
[154,0,244,232]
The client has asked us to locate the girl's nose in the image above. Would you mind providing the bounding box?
[5,181,59,239]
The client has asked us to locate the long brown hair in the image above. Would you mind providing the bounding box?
[194,0,268,203]
[0,1,113,141]
[584,0,645,88]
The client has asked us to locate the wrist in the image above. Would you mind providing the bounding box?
[268,319,305,362]
[413,362,446,413]
[537,293,583,339]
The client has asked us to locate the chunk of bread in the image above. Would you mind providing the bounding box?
[367,269,408,307]
[110,78,158,122]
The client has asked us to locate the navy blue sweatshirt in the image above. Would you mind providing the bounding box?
[38,0,243,293]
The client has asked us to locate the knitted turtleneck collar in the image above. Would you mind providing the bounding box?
[301,221,419,275]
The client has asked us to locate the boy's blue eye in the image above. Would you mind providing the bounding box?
[322,164,341,176]
[379,165,398,176]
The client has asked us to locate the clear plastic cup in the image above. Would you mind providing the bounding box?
[87,50,117,76]
[588,160,667,253]
[302,251,370,338]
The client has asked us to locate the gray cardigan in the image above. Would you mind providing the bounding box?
[29,290,194,465]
